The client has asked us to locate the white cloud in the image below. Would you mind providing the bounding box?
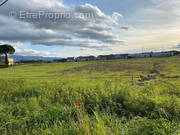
[0,40,61,57]
[112,12,123,24]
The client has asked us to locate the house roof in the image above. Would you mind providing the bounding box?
[67,57,74,59]
[98,55,114,57]
[115,54,129,56]
[77,56,95,59]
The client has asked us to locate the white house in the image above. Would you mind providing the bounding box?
[97,55,115,60]
[129,52,152,58]
[76,56,96,62]
[67,57,75,62]
[114,54,129,59]
[97,55,107,60]
[152,51,178,57]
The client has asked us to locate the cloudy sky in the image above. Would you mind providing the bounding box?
[0,0,180,57]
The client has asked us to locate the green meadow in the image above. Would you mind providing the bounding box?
[0,56,180,135]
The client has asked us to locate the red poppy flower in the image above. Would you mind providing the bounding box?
[77,101,81,107]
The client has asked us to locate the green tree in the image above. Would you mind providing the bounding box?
[0,44,15,65]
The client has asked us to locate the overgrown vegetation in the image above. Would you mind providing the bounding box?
[0,56,180,134]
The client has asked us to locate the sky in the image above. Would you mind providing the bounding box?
[0,0,180,57]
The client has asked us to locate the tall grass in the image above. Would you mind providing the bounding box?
[0,78,179,134]
[0,56,180,134]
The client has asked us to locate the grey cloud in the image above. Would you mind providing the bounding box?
[73,29,123,44]
[0,0,126,50]
[89,25,111,31]
[0,15,68,41]
[120,26,132,30]
[174,43,180,49]
[31,38,111,51]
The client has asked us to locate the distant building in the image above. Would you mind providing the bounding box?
[114,54,129,59]
[97,55,107,60]
[129,51,179,58]
[97,54,129,60]
[130,52,153,58]
[141,52,152,58]
[8,58,14,66]
[106,55,116,60]
[67,57,75,62]
[152,51,178,57]
[54,58,67,63]
[0,57,14,66]
[129,53,140,58]
[77,56,96,62]
[97,55,115,60]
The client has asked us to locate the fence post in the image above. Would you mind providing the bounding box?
[121,73,123,81]
[132,74,134,81]
[131,74,135,84]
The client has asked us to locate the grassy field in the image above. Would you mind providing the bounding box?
[0,56,180,135]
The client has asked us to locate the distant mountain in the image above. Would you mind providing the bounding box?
[9,55,63,62]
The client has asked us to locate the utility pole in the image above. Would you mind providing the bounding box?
[0,0,8,7]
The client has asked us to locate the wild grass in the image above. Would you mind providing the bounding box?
[0,56,180,134]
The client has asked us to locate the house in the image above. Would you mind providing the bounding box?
[97,55,107,60]
[151,52,163,57]
[152,51,178,57]
[130,53,139,58]
[97,54,115,60]
[129,53,143,58]
[54,58,67,63]
[171,51,179,55]
[8,58,14,66]
[114,54,129,59]
[129,52,153,58]
[0,57,14,66]
[76,56,96,62]
[67,57,74,62]
[141,52,153,58]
